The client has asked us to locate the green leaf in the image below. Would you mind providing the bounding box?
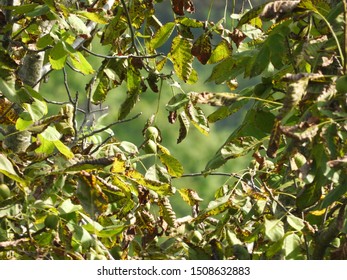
[96,225,127,238]
[207,40,232,64]
[159,153,184,177]
[264,218,284,242]
[118,93,139,120]
[287,215,305,231]
[149,22,176,50]
[176,17,204,28]
[37,34,54,49]
[186,103,209,135]
[145,164,171,183]
[67,14,90,35]
[251,44,270,77]
[119,141,139,155]
[206,57,235,84]
[168,36,195,83]
[237,4,266,27]
[166,93,189,111]
[78,11,108,24]
[49,42,68,70]
[0,154,26,185]
[296,179,323,211]
[90,75,110,104]
[58,199,82,214]
[40,126,61,141]
[208,99,248,123]
[321,183,347,209]
[126,170,174,196]
[22,87,47,121]
[11,3,39,15]
[69,51,94,75]
[127,66,142,95]
[53,140,74,159]
[195,195,233,223]
[0,76,18,104]
[283,233,304,259]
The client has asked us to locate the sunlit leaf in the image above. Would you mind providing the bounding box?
[283,233,304,259]
[159,153,184,177]
[195,195,233,223]
[53,140,74,159]
[49,42,68,70]
[287,215,305,231]
[207,40,232,64]
[69,51,95,75]
[168,36,195,83]
[78,11,108,24]
[67,14,90,36]
[149,22,176,50]
[264,218,284,242]
[58,199,82,214]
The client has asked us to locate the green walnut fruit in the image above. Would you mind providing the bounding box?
[145,126,159,141]
[0,184,11,201]
[336,75,347,93]
[143,139,157,154]
[44,214,59,229]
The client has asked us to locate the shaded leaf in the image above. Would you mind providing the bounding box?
[296,180,323,211]
[177,111,190,143]
[118,93,139,120]
[0,154,25,185]
[166,93,189,111]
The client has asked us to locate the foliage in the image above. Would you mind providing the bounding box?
[0,0,346,260]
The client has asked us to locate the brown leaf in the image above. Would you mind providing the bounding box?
[230,28,246,48]
[172,0,195,16]
[191,33,212,64]
[267,119,281,158]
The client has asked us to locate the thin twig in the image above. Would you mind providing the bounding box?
[81,45,164,59]
[120,0,139,55]
[79,112,142,140]
[178,172,242,180]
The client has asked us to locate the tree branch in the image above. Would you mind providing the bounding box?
[80,45,164,59]
[79,112,142,141]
